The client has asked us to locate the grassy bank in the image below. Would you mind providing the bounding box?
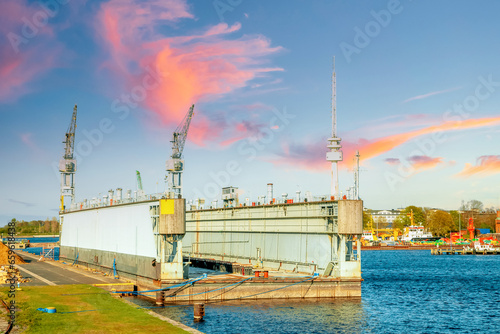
[1,285,188,333]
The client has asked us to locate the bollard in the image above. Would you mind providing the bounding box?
[263,271,269,278]
[155,291,164,306]
[194,303,205,322]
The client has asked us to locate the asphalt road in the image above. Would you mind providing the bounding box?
[3,252,122,287]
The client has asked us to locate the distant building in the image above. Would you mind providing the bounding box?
[370,209,402,227]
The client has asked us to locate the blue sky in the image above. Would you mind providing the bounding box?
[1,0,500,222]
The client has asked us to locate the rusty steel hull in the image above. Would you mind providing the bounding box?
[142,276,362,302]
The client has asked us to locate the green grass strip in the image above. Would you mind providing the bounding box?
[1,284,189,334]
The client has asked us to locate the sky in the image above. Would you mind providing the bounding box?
[1,0,500,222]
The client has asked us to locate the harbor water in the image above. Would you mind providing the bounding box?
[131,250,500,333]
[2,237,59,244]
[22,247,60,261]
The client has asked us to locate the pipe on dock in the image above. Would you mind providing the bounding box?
[267,183,273,204]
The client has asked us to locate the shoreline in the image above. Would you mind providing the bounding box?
[362,245,463,251]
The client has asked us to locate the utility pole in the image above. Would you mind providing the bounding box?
[354,150,360,200]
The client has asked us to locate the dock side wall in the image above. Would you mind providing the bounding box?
[60,245,159,280]
[60,201,159,280]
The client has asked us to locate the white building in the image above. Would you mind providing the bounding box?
[370,209,401,227]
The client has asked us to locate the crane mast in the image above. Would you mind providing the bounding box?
[166,104,195,198]
[59,104,78,211]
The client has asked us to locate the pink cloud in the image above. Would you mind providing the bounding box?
[403,87,461,103]
[96,0,283,145]
[267,115,500,173]
[266,139,330,172]
[219,135,248,147]
[344,114,438,139]
[384,158,400,165]
[20,133,34,147]
[455,155,500,178]
[20,132,45,158]
[185,113,267,148]
[342,115,500,164]
[0,1,62,101]
[407,155,444,171]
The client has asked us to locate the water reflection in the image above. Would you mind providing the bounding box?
[132,297,368,333]
[129,250,500,333]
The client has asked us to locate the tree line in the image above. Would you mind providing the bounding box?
[0,218,60,236]
[364,200,498,237]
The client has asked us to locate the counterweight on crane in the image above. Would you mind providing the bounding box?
[166,104,195,198]
[59,105,78,211]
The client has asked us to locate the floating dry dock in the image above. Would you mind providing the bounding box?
[60,195,363,300]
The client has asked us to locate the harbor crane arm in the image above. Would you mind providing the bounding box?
[59,104,78,211]
[166,104,195,197]
[64,105,77,160]
[171,104,195,159]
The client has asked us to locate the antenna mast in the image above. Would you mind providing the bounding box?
[326,57,343,198]
[354,150,360,200]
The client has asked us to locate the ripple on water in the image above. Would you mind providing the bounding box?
[130,250,500,333]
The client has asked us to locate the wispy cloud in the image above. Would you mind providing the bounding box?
[96,0,283,146]
[231,103,274,112]
[19,132,45,157]
[402,87,462,103]
[345,114,438,139]
[8,199,36,208]
[343,115,500,163]
[0,1,63,101]
[186,113,268,148]
[20,133,36,149]
[384,158,400,165]
[407,155,444,171]
[455,155,500,178]
[265,139,329,172]
[267,115,500,173]
[384,156,444,177]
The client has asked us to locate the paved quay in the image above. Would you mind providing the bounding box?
[5,251,129,287]
[1,251,202,333]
